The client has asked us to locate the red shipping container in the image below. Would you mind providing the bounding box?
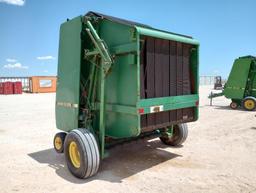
[3,82,13,95]
[0,83,3,94]
[13,82,22,94]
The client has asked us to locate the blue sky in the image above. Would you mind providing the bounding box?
[0,0,255,78]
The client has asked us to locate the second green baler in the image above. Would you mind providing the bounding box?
[209,56,256,110]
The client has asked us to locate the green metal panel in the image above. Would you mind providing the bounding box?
[135,26,199,45]
[94,95,198,116]
[245,57,256,97]
[224,57,252,99]
[55,16,82,131]
[137,95,198,114]
[92,19,140,138]
[191,47,200,120]
[251,66,256,97]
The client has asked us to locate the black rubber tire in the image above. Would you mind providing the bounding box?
[53,132,67,153]
[64,129,100,179]
[160,124,188,146]
[242,97,256,111]
[230,101,238,109]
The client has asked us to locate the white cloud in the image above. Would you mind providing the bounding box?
[0,0,25,6]
[37,56,55,60]
[43,70,48,73]
[6,58,17,63]
[3,63,28,69]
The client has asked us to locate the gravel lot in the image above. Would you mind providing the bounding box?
[0,86,255,193]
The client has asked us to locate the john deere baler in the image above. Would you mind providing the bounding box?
[209,56,256,110]
[53,12,199,179]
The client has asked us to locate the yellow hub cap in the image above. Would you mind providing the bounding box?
[244,100,255,110]
[54,136,62,150]
[69,141,81,168]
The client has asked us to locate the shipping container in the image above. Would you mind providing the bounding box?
[3,82,13,95]
[29,76,57,93]
[13,81,22,94]
[0,83,3,94]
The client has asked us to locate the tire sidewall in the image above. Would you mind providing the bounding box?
[64,132,88,178]
[160,124,188,146]
[230,102,238,109]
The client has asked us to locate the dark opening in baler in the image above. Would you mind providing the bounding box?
[140,36,195,131]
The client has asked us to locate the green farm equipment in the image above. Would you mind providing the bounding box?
[209,56,256,110]
[53,12,199,179]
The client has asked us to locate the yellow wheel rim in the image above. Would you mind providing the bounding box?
[69,141,81,168]
[244,99,255,110]
[54,136,62,150]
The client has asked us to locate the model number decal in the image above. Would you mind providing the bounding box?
[56,102,78,108]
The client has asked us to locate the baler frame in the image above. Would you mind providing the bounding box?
[82,16,199,157]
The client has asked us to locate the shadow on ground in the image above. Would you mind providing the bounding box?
[28,139,180,184]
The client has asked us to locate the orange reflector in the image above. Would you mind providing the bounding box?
[138,108,144,114]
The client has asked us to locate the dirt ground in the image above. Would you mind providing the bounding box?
[0,86,255,193]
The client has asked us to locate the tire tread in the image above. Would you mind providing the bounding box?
[160,123,188,146]
[65,128,100,179]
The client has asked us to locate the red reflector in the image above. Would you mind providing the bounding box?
[138,108,144,114]
[195,100,199,106]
